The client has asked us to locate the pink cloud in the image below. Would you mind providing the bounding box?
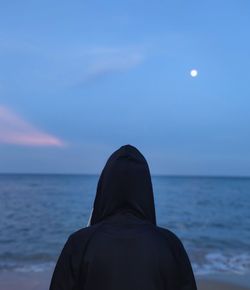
[0,105,65,147]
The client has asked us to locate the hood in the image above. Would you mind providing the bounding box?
[89,145,156,226]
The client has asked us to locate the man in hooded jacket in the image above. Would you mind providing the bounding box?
[49,145,197,290]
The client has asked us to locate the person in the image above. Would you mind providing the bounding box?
[49,144,197,290]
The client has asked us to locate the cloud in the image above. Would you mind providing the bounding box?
[0,105,65,147]
[0,39,146,87]
[85,52,144,81]
[80,46,145,82]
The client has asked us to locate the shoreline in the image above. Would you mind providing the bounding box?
[197,278,250,290]
[0,270,249,290]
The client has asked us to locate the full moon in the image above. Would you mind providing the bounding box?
[190,69,198,77]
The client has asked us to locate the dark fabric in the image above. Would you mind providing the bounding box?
[90,144,156,226]
[49,145,197,290]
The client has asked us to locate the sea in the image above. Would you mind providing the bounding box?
[0,174,250,277]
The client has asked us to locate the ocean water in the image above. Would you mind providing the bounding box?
[0,174,250,277]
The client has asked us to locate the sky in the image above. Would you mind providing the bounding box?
[0,0,250,175]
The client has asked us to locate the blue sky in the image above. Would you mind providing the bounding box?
[0,1,250,175]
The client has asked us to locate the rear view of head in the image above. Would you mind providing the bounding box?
[89,145,156,226]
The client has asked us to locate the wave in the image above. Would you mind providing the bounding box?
[0,262,54,273]
[193,252,250,275]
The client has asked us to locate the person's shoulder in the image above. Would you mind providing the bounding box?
[153,224,184,247]
[67,222,103,244]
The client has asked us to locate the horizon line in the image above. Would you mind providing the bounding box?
[0,172,250,179]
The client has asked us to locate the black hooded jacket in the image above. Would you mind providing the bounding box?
[49,145,197,290]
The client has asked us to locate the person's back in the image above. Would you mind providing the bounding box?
[49,145,197,290]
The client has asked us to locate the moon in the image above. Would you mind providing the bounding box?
[190,69,198,77]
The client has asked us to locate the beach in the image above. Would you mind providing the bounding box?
[0,270,250,290]
[198,279,250,290]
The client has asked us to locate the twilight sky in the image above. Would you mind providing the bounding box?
[0,1,250,175]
